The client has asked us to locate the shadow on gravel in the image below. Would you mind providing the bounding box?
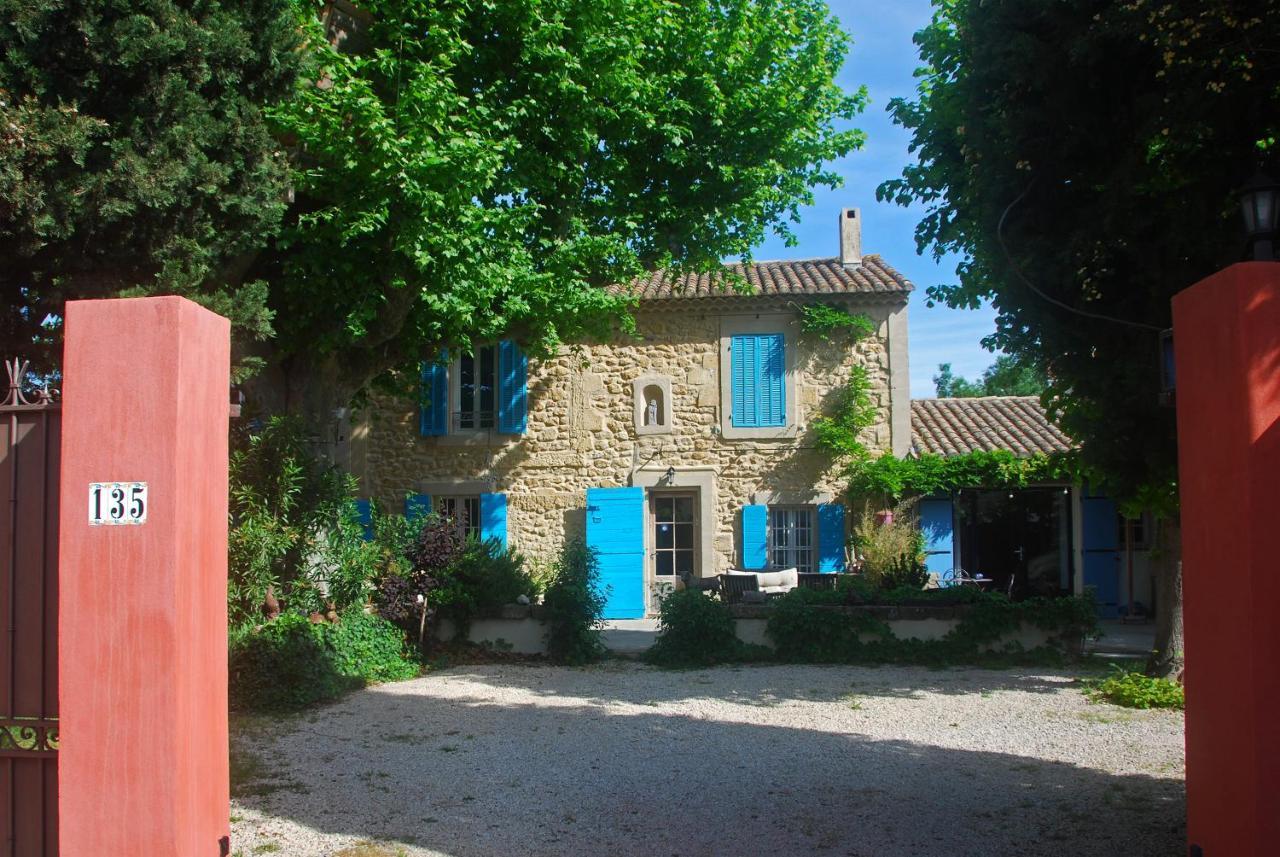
[231,665,1184,857]
[422,661,1095,706]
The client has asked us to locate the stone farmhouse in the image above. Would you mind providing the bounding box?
[350,209,910,617]
[348,208,1140,619]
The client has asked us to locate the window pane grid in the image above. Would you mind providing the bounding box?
[654,495,696,576]
[435,495,480,541]
[769,507,814,573]
[459,345,497,429]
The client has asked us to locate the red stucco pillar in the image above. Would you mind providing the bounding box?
[58,297,230,855]
[1173,262,1280,857]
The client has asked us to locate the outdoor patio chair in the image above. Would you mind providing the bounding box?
[797,572,837,592]
[718,572,760,605]
[678,569,721,595]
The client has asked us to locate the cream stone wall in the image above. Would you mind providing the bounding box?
[361,298,905,581]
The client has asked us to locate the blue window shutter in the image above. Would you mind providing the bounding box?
[419,352,448,436]
[741,504,768,569]
[404,493,432,521]
[919,497,954,578]
[762,333,785,426]
[817,504,846,572]
[354,498,374,541]
[1082,493,1120,617]
[497,340,528,434]
[480,493,508,549]
[586,487,645,618]
[730,334,785,428]
[731,334,755,426]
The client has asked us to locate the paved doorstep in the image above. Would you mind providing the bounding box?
[229,663,1185,857]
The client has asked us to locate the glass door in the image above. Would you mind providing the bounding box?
[651,493,697,580]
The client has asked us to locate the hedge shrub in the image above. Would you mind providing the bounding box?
[229,611,418,711]
[543,539,606,665]
[644,588,767,667]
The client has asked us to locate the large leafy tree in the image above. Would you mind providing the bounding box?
[882,0,1280,675]
[0,0,305,370]
[247,0,866,428]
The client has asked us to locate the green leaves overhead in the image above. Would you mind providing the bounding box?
[261,0,866,390]
[0,0,304,367]
[879,0,1279,507]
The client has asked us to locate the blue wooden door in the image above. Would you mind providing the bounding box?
[1082,491,1120,617]
[919,497,955,578]
[586,487,645,619]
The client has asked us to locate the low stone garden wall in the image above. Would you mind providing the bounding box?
[727,603,1065,652]
[434,602,1073,656]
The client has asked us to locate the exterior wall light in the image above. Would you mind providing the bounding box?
[1240,171,1279,261]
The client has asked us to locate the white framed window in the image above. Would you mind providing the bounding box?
[651,493,697,577]
[769,506,814,573]
[435,495,480,541]
[718,314,799,440]
[455,345,497,430]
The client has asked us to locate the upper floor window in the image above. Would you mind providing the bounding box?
[731,332,786,428]
[458,345,497,430]
[420,340,527,437]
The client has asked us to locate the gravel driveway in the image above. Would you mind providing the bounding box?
[230,662,1184,857]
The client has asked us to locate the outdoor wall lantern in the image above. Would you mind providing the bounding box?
[1240,171,1279,261]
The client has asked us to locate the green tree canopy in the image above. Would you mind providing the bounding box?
[934,354,1046,398]
[247,0,867,426]
[0,0,305,369]
[881,0,1279,675]
[880,0,1279,510]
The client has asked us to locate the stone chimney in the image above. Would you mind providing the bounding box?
[839,207,862,267]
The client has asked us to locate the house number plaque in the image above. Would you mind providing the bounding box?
[88,482,148,526]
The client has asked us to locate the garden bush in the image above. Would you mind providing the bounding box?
[1086,665,1184,710]
[542,539,606,665]
[645,588,767,667]
[764,588,1098,666]
[229,417,395,625]
[374,513,533,644]
[851,501,928,590]
[229,611,418,711]
[433,539,533,639]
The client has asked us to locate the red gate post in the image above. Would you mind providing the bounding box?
[58,297,230,855]
[1173,261,1280,856]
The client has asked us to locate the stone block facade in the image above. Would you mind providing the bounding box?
[353,295,910,609]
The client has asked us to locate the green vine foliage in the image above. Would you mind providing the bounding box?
[811,365,878,461]
[846,449,1082,501]
[799,304,876,342]
[228,611,419,711]
[1085,665,1185,710]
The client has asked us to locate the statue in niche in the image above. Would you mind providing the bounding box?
[646,397,659,426]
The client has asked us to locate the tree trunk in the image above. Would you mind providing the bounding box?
[241,336,409,470]
[1147,517,1184,680]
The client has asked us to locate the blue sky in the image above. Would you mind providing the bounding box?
[747,0,999,398]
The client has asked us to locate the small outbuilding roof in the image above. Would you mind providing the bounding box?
[620,255,912,302]
[910,396,1074,458]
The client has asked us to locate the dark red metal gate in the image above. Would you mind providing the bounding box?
[0,359,59,857]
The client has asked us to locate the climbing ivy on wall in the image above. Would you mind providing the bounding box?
[801,306,878,462]
[798,304,876,342]
[845,449,1082,500]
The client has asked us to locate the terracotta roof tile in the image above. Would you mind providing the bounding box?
[618,255,912,301]
[910,396,1074,458]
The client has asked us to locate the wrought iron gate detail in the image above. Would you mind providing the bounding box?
[1,358,60,857]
